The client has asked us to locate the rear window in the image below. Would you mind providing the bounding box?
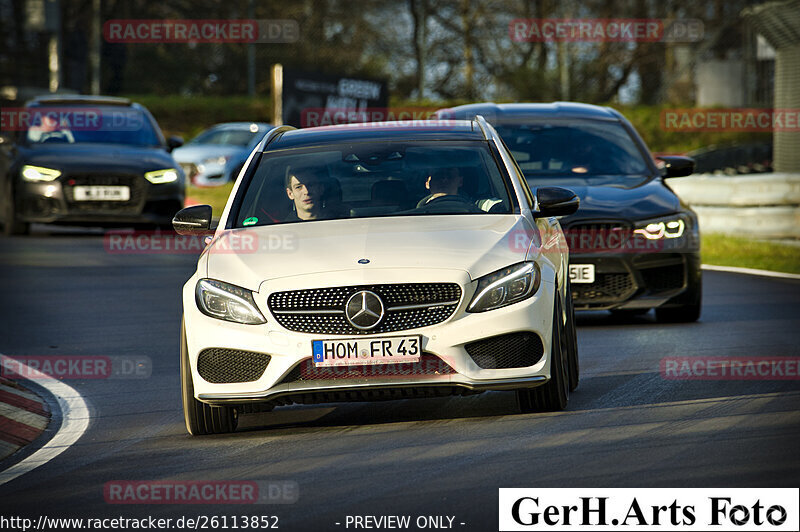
[232,140,514,228]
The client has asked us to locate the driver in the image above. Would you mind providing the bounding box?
[285,167,327,221]
[417,167,464,207]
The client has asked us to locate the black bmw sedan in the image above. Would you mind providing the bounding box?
[438,102,701,322]
[0,95,185,235]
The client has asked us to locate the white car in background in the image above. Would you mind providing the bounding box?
[172,122,271,187]
[173,116,580,435]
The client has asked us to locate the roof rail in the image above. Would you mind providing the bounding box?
[473,114,491,140]
[263,125,296,149]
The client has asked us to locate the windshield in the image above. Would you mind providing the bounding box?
[24,106,161,147]
[233,141,513,227]
[495,120,651,185]
[188,128,259,147]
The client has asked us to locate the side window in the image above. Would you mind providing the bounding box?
[497,137,535,209]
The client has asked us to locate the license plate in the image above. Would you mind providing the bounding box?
[73,186,130,201]
[569,264,595,284]
[312,336,422,367]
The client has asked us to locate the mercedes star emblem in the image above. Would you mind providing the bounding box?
[345,290,385,330]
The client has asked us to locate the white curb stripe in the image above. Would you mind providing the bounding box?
[702,263,800,280]
[0,356,90,487]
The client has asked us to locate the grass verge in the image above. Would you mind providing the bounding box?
[702,233,800,274]
[185,184,235,215]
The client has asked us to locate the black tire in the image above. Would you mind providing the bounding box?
[181,318,238,435]
[656,277,702,323]
[517,297,569,413]
[564,281,580,392]
[1,180,29,236]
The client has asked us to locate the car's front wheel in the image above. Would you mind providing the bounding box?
[564,280,580,392]
[517,296,569,413]
[181,318,238,435]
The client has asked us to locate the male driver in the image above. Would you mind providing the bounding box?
[417,167,464,207]
[285,167,327,221]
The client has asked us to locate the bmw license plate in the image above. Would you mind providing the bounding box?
[312,336,422,367]
[73,185,130,201]
[569,264,595,284]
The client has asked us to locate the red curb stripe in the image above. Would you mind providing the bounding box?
[0,389,49,417]
[0,415,42,447]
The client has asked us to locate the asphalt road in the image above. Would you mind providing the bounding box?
[0,228,798,531]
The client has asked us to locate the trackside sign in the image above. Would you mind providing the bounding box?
[499,488,799,531]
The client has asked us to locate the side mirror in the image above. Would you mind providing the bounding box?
[535,187,579,217]
[172,205,212,235]
[167,136,184,152]
[657,155,695,178]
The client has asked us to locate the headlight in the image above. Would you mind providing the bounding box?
[195,279,266,324]
[633,214,688,240]
[468,262,541,313]
[21,165,61,181]
[144,168,179,184]
[202,155,230,166]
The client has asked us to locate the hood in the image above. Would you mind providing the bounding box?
[533,177,681,222]
[205,215,535,291]
[171,144,244,163]
[22,143,177,174]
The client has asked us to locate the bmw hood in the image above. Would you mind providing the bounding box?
[205,215,537,290]
[22,144,177,174]
[532,177,682,222]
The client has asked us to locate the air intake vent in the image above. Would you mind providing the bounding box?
[465,332,544,369]
[197,348,271,384]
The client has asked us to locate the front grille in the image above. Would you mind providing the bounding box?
[640,264,685,293]
[280,353,455,383]
[197,348,271,384]
[564,221,632,253]
[572,273,635,302]
[269,283,462,335]
[465,332,544,369]
[63,173,145,214]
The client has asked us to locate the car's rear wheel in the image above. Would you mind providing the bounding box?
[564,281,580,392]
[517,297,569,413]
[656,276,702,323]
[181,317,238,435]
[1,181,30,236]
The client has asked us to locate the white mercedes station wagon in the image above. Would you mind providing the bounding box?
[174,116,580,435]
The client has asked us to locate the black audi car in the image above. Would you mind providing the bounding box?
[438,102,701,322]
[0,95,185,235]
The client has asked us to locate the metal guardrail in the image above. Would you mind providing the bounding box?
[668,173,800,239]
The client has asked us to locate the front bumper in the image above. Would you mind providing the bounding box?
[569,250,701,310]
[16,176,184,226]
[183,268,557,406]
